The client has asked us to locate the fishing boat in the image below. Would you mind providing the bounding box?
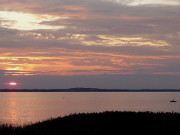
[170,99,177,102]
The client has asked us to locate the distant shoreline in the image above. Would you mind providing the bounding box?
[0,88,180,92]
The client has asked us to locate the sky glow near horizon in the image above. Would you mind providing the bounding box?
[0,0,180,89]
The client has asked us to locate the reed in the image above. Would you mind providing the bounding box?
[1,111,180,135]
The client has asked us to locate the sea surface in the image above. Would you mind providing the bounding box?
[0,92,179,125]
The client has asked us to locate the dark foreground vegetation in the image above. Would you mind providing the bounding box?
[1,111,180,135]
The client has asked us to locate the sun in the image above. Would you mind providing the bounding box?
[9,82,17,86]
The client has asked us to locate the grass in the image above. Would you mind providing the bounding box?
[1,111,180,135]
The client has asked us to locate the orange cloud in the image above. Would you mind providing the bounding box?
[0,47,180,76]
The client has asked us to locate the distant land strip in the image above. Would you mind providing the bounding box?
[0,88,180,92]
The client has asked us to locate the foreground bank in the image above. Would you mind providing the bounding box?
[1,111,180,135]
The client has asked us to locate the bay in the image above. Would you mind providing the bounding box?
[0,92,179,125]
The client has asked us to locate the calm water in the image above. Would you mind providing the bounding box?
[0,92,179,125]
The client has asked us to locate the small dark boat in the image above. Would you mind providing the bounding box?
[170,99,177,102]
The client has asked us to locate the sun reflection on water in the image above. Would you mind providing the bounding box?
[8,93,18,125]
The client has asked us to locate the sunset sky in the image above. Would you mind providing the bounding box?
[0,0,180,89]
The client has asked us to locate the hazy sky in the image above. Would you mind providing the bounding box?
[0,0,180,89]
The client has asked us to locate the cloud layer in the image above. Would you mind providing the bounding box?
[0,0,180,88]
